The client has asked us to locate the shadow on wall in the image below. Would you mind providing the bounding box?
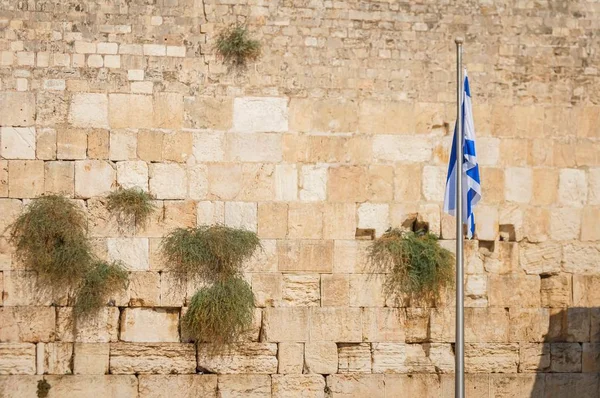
[529,307,600,397]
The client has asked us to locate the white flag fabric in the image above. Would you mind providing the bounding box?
[443,70,481,239]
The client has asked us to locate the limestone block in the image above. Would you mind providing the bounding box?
[116,161,148,191]
[299,164,327,201]
[358,100,415,134]
[275,164,298,201]
[197,343,277,374]
[309,308,362,342]
[74,160,115,198]
[394,164,422,202]
[56,308,119,343]
[277,240,334,273]
[405,308,430,343]
[367,165,394,201]
[583,343,600,372]
[549,207,581,240]
[1,271,61,306]
[149,163,186,200]
[153,92,183,129]
[107,238,148,270]
[0,92,34,126]
[110,343,196,374]
[73,343,109,375]
[519,242,561,275]
[357,203,389,237]
[245,239,277,273]
[108,94,153,129]
[120,308,178,343]
[8,160,44,198]
[541,274,572,307]
[0,343,35,375]
[362,308,405,343]
[327,166,367,203]
[163,200,197,232]
[138,375,218,398]
[322,203,356,240]
[488,374,544,398]
[373,343,435,374]
[0,307,55,342]
[573,275,600,307]
[500,138,530,166]
[44,161,74,196]
[551,343,582,372]
[227,133,282,162]
[87,129,109,160]
[36,92,68,126]
[207,164,242,200]
[474,205,498,241]
[109,130,137,161]
[35,128,55,161]
[337,343,372,373]
[372,135,432,162]
[305,342,338,374]
[281,274,320,306]
[387,374,443,397]
[86,197,133,238]
[589,168,600,205]
[69,93,109,128]
[233,97,288,133]
[532,168,558,206]
[287,203,323,239]
[464,343,519,373]
[508,308,549,342]
[163,131,192,163]
[217,375,271,398]
[326,374,385,398]
[582,207,600,241]
[40,375,139,397]
[348,274,385,307]
[321,274,349,307]
[0,127,35,159]
[558,168,587,207]
[505,167,533,203]
[185,96,233,130]
[257,203,288,239]
[465,274,487,307]
[0,375,39,396]
[465,308,509,343]
[277,342,303,374]
[488,275,540,307]
[224,201,257,232]
[519,343,550,372]
[39,342,73,375]
[544,374,599,398]
[238,164,275,202]
[264,307,309,342]
[422,165,446,201]
[128,272,160,307]
[310,99,358,133]
[197,201,225,226]
[272,375,325,398]
[137,130,163,162]
[563,242,600,274]
[523,207,550,243]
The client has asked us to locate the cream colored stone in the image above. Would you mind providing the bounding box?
[0,92,35,126]
[56,307,119,343]
[464,343,519,373]
[362,308,405,343]
[0,127,35,159]
[321,274,349,307]
[357,203,389,237]
[109,94,153,129]
[120,308,178,343]
[508,308,549,343]
[233,97,288,133]
[69,93,109,128]
[327,166,367,203]
[281,274,320,306]
[519,343,550,372]
[488,275,540,307]
[563,242,600,274]
[337,343,372,373]
[110,343,196,374]
[149,163,187,199]
[277,240,333,273]
[349,274,385,307]
[541,274,572,308]
[474,204,498,241]
[116,161,148,191]
[277,343,303,375]
[465,308,509,343]
[128,272,160,307]
[197,343,277,374]
[310,308,362,342]
[422,165,446,201]
[0,307,55,342]
[56,129,86,160]
[44,161,74,196]
[550,207,581,240]
[305,342,337,374]
[1,271,61,306]
[74,160,115,198]
[0,344,35,375]
[73,343,109,375]
[275,163,297,201]
[35,128,56,160]
[257,203,288,239]
[311,99,358,133]
[264,308,309,342]
[87,129,109,160]
[573,275,600,307]
[581,207,600,241]
[326,374,384,398]
[196,201,225,225]
[109,130,137,161]
[40,342,73,375]
[224,201,257,232]
[519,242,561,275]
[8,160,43,198]
[322,203,356,240]
[505,167,533,203]
[207,164,242,200]
[153,92,183,129]
[217,375,271,398]
[138,375,218,398]
[185,96,233,130]
[107,238,149,270]
[558,168,587,207]
[136,130,163,162]
[227,133,282,162]
[287,203,323,239]
[272,374,325,398]
[358,100,415,134]
[372,135,432,162]
[299,164,327,201]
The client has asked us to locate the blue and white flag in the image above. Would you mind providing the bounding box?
[443,70,481,239]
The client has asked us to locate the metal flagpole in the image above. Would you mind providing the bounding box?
[454,36,465,398]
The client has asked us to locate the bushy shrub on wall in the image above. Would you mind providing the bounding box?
[106,187,156,228]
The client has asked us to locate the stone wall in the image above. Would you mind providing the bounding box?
[0,0,600,397]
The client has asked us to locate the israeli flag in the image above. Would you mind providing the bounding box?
[443,70,481,239]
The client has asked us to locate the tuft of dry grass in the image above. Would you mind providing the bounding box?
[106,187,156,228]
[215,23,261,68]
[368,229,454,305]
[183,277,254,344]
[161,225,261,283]
[74,261,129,319]
[7,195,93,289]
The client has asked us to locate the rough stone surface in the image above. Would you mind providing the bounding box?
[0,343,36,375]
[272,375,325,398]
[138,375,218,398]
[233,97,288,133]
[304,342,338,374]
[197,343,277,374]
[120,308,179,343]
[109,343,196,374]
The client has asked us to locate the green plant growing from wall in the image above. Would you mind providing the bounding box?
[162,224,261,344]
[368,229,454,305]
[7,194,129,318]
[106,187,156,228]
[215,23,261,68]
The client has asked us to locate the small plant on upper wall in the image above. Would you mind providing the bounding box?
[368,228,454,306]
[215,23,261,69]
[106,187,156,228]
[162,224,261,345]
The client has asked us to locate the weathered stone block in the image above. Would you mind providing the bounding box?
[465,308,509,343]
[108,94,153,129]
[519,343,550,372]
[573,275,600,308]
[357,203,389,237]
[326,374,385,398]
[217,375,271,398]
[275,163,298,201]
[106,238,148,270]
[405,308,430,343]
[287,203,323,239]
[257,203,288,239]
[508,308,549,343]
[310,308,362,342]
[73,343,109,375]
[519,242,561,275]
[372,135,432,162]
[323,203,356,240]
[0,343,35,375]
[0,127,35,159]
[277,342,303,374]
[128,272,160,307]
[488,275,540,307]
[550,207,581,240]
[299,164,327,201]
[120,308,179,343]
[558,168,587,207]
[348,274,385,307]
[197,343,277,374]
[387,374,442,397]
[544,374,599,398]
[56,308,119,343]
[504,167,532,203]
[185,96,233,130]
[1,271,62,306]
[138,375,218,398]
[45,161,74,196]
[464,343,519,373]
[358,100,415,134]
[337,343,372,373]
[488,374,545,398]
[224,201,257,232]
[148,163,187,200]
[206,164,242,200]
[0,92,35,126]
[327,166,367,202]
[69,93,109,128]
[278,240,333,273]
[541,274,572,308]
[43,375,139,397]
[39,342,73,375]
[362,308,405,343]
[109,130,137,161]
[551,343,582,372]
[233,97,288,133]
[281,274,320,307]
[305,342,337,374]
[321,274,349,307]
[153,92,183,129]
[227,133,282,162]
[272,374,326,398]
[0,307,55,342]
[74,160,115,198]
[87,129,109,160]
[8,160,44,198]
[563,243,600,274]
[116,161,148,191]
[110,343,196,374]
[264,307,309,342]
